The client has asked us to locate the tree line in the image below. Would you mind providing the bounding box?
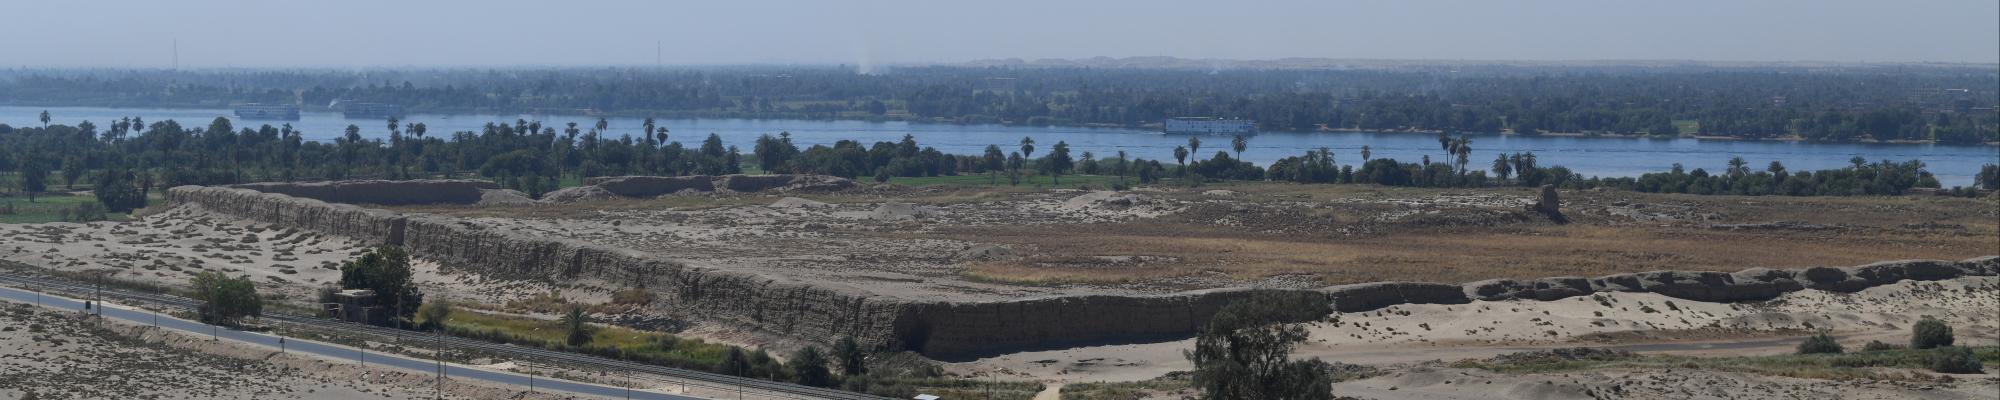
[1,115,1987,220]
[3,65,1994,143]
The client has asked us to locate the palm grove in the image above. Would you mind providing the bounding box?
[3,115,1994,220]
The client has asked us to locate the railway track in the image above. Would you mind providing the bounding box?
[0,271,893,400]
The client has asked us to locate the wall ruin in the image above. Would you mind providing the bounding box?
[166,181,2000,359]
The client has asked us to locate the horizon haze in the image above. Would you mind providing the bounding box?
[3,0,1996,68]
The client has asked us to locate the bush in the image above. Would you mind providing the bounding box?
[1860,340,1901,352]
[1929,347,1983,374]
[1911,317,1954,349]
[1187,293,1335,400]
[1796,332,1843,354]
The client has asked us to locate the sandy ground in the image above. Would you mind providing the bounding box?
[0,206,371,303]
[0,301,592,400]
[1333,365,2000,400]
[949,276,2000,392]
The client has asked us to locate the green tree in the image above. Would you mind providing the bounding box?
[1019,136,1036,159]
[1360,145,1371,161]
[1931,346,1983,374]
[832,336,868,376]
[39,110,50,127]
[418,299,453,331]
[1041,141,1073,184]
[1977,164,1999,190]
[1795,332,1843,354]
[790,346,833,387]
[1173,145,1189,166]
[560,305,592,346]
[20,158,48,202]
[192,271,262,326]
[1911,317,1954,349]
[983,145,1006,185]
[716,347,752,376]
[337,247,424,326]
[60,156,84,189]
[1185,294,1335,400]
[93,167,148,213]
[1188,136,1203,159]
[1491,153,1513,181]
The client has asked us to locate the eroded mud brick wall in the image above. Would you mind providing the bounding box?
[167,181,2000,358]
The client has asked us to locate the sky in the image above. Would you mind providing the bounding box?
[3,0,1995,68]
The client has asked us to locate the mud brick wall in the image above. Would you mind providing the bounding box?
[168,182,2000,358]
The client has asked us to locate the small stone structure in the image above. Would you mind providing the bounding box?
[324,289,387,325]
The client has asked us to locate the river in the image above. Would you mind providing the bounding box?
[5,106,1995,186]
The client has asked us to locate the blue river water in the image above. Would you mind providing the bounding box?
[6,106,1995,186]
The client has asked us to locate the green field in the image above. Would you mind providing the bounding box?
[0,193,136,224]
[417,305,740,369]
[1673,119,1702,135]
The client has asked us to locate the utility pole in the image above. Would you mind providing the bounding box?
[436,324,445,400]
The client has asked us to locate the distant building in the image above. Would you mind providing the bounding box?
[325,289,387,325]
[233,103,300,120]
[1163,117,1257,135]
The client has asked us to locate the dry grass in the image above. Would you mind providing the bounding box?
[940,186,1997,285]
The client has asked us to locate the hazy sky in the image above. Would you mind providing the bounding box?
[5,0,1995,67]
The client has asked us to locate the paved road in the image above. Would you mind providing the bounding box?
[0,284,697,400]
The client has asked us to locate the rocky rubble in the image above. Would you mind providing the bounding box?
[543,174,858,203]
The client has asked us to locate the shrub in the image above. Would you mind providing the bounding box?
[1796,332,1843,354]
[1911,317,1954,349]
[1860,340,1900,352]
[1929,347,1983,374]
[790,346,832,387]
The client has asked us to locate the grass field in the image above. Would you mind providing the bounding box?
[0,193,134,224]
[1673,119,1702,135]
[416,305,740,368]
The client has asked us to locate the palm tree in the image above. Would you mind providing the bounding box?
[983,145,1005,185]
[1187,136,1202,158]
[1231,135,1248,160]
[1727,156,1749,177]
[1173,146,1189,166]
[1492,153,1513,181]
[594,117,609,134]
[39,110,50,127]
[1019,137,1036,159]
[560,305,591,346]
[642,117,657,146]
[1361,145,1371,161]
